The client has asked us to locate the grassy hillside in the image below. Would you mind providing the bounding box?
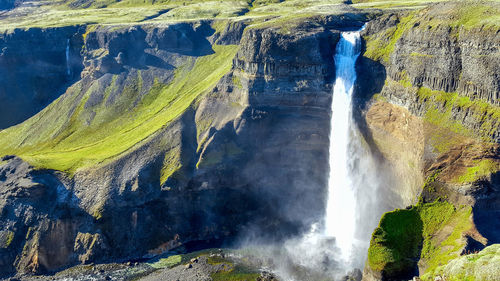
[0,44,239,173]
[0,0,347,30]
[2,0,498,31]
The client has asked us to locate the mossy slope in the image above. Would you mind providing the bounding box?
[0,44,239,174]
[421,244,500,281]
[368,201,472,279]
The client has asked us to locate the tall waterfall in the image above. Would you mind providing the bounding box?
[243,26,396,280]
[324,29,363,264]
[65,39,71,76]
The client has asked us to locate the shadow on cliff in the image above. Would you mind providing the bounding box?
[472,171,500,245]
[352,48,387,161]
[0,157,105,277]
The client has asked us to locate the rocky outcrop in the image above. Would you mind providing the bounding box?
[0,156,106,276]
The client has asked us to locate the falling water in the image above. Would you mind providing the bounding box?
[324,29,363,264]
[65,39,71,76]
[241,26,396,280]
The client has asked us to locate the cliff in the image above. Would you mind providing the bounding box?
[0,15,368,276]
[0,0,498,280]
[0,26,83,129]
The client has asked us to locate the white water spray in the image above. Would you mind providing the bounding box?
[65,39,71,76]
[324,29,362,264]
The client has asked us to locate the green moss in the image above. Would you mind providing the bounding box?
[207,255,228,265]
[0,230,14,249]
[421,205,472,277]
[160,147,182,185]
[0,45,239,174]
[196,117,216,145]
[416,86,500,144]
[422,169,440,193]
[367,207,422,275]
[352,0,443,10]
[372,93,387,102]
[422,244,500,281]
[196,141,243,169]
[232,74,243,90]
[410,52,433,58]
[82,25,98,42]
[368,201,473,278]
[354,1,499,29]
[149,255,182,269]
[454,159,499,184]
[364,14,415,63]
[398,70,412,88]
[210,264,260,281]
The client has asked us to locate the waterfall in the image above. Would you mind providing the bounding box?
[65,39,71,76]
[324,29,363,264]
[241,26,395,280]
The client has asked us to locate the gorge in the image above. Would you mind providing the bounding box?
[0,0,499,281]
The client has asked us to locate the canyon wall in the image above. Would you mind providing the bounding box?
[0,27,84,129]
[0,2,498,280]
[0,18,365,276]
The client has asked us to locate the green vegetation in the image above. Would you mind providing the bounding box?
[160,147,182,185]
[149,254,182,269]
[210,264,260,281]
[0,45,239,174]
[421,204,472,277]
[416,87,499,144]
[368,200,472,277]
[367,207,422,275]
[352,0,451,10]
[363,1,500,63]
[455,159,499,184]
[196,141,243,168]
[421,244,500,281]
[364,14,415,63]
[147,248,260,280]
[0,231,15,248]
[389,76,499,149]
[0,0,346,31]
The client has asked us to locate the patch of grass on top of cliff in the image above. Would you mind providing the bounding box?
[0,6,169,30]
[0,45,239,174]
[364,13,416,63]
[368,200,472,277]
[421,1,500,29]
[352,0,451,10]
[363,1,500,63]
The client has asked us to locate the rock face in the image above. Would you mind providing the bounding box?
[0,26,84,129]
[0,17,367,277]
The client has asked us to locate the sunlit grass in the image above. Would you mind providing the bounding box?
[0,45,239,173]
